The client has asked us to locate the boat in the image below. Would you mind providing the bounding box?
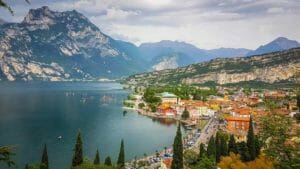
[57,136,62,139]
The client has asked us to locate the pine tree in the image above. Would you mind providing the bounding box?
[40,144,49,169]
[72,131,83,167]
[228,135,237,154]
[215,133,221,162]
[247,117,256,161]
[104,156,112,166]
[220,136,228,157]
[93,149,100,165]
[171,124,183,169]
[206,136,216,162]
[117,139,125,168]
[199,143,205,160]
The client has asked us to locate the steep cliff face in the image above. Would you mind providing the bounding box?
[126,48,300,86]
[0,6,146,81]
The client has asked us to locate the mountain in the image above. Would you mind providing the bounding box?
[0,6,146,81]
[0,18,5,25]
[207,48,251,58]
[247,37,300,56]
[138,40,253,70]
[126,48,300,86]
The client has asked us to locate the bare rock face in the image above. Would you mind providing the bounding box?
[0,6,145,81]
[126,48,300,86]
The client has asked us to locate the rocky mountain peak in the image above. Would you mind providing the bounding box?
[23,6,57,24]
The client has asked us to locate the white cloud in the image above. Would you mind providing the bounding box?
[1,0,300,49]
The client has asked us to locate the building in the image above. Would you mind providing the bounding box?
[158,92,180,104]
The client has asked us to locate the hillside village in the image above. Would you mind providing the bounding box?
[123,85,300,168]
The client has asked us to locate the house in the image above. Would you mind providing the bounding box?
[158,92,180,104]
[158,107,177,117]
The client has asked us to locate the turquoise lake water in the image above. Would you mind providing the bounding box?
[0,82,182,169]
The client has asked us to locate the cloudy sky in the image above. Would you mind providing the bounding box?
[1,0,300,49]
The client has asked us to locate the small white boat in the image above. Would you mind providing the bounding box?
[57,136,62,139]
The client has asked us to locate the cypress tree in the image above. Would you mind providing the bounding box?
[117,139,125,168]
[72,131,83,167]
[199,143,205,160]
[228,135,237,154]
[104,156,112,166]
[237,141,250,162]
[247,117,256,161]
[171,124,183,169]
[25,163,29,169]
[40,144,49,169]
[93,149,100,165]
[215,133,221,162]
[254,136,260,158]
[206,136,216,161]
[220,136,228,157]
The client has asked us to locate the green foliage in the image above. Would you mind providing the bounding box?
[104,156,112,166]
[220,136,228,157]
[183,150,198,165]
[40,144,49,169]
[247,117,256,161]
[199,143,206,160]
[93,149,100,165]
[199,155,215,169]
[215,133,221,162]
[181,107,190,119]
[259,113,300,169]
[228,135,237,154]
[236,142,251,162]
[207,136,216,161]
[138,103,145,109]
[171,124,183,169]
[117,140,125,168]
[72,131,83,167]
[0,146,15,167]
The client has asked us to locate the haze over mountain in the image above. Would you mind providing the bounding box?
[247,37,300,56]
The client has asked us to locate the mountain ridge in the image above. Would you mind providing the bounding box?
[125,47,300,86]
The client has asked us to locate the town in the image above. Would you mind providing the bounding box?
[123,85,300,169]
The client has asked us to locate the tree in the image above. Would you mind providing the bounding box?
[199,155,215,169]
[181,107,190,119]
[104,156,112,166]
[246,117,256,161]
[93,149,100,165]
[237,142,250,162]
[259,113,300,169]
[228,135,237,154]
[171,124,183,169]
[220,136,228,157]
[215,133,221,162]
[117,139,125,168]
[183,150,198,165]
[25,163,29,169]
[206,136,216,161]
[138,103,145,109]
[254,136,260,158]
[72,131,83,167]
[40,144,49,169]
[199,143,206,160]
[0,146,15,167]
[218,152,247,169]
[297,94,300,110]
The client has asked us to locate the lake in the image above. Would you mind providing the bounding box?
[0,82,182,169]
